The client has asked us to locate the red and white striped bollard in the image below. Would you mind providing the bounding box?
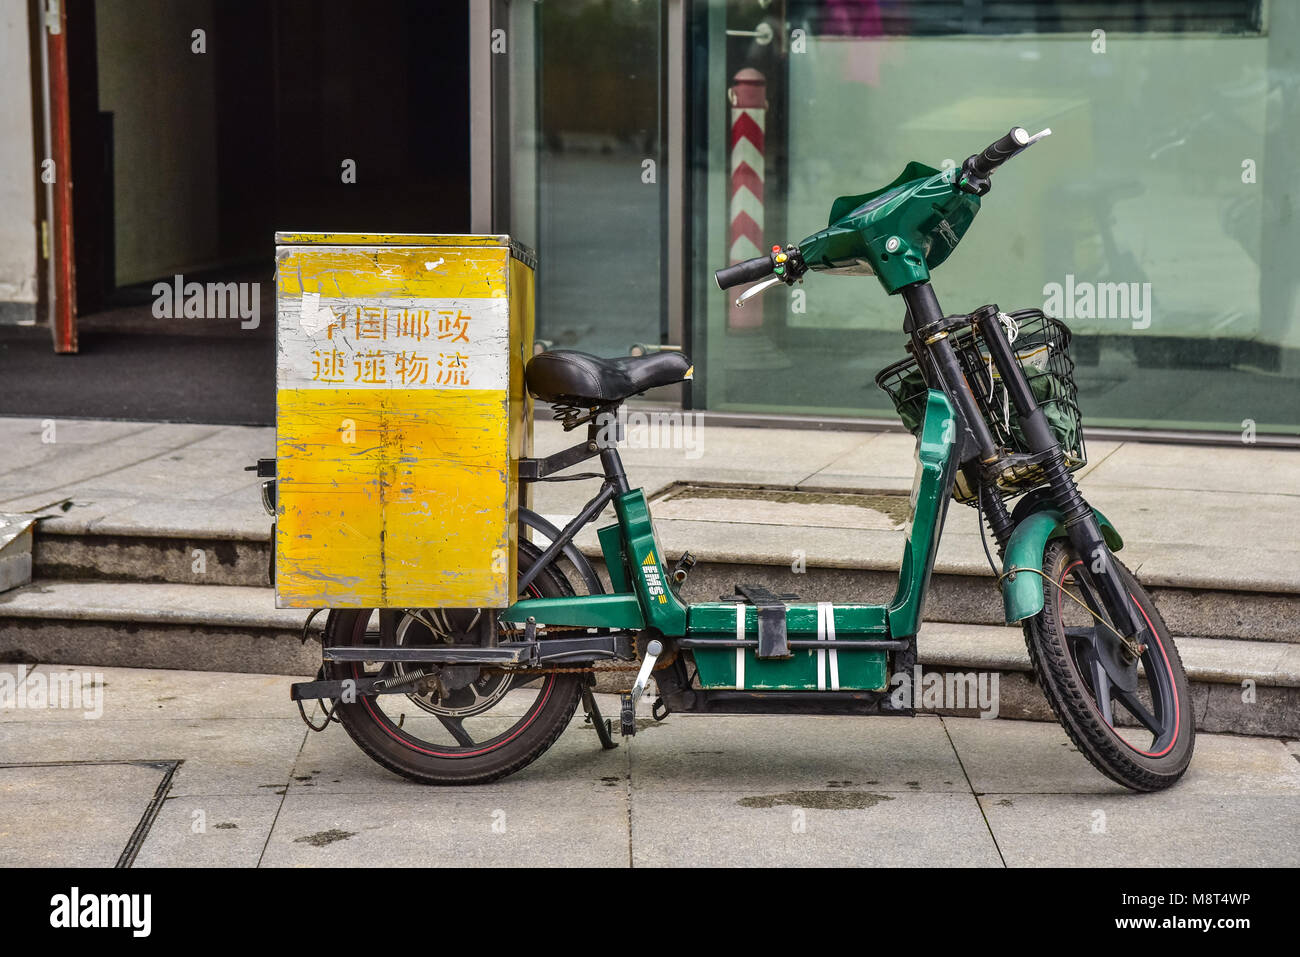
[728,68,767,331]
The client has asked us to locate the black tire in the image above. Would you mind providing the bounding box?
[1024,539,1195,792]
[323,541,584,785]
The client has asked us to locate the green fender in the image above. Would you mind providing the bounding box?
[1001,507,1124,623]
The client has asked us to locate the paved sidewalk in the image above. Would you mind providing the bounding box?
[1,663,1297,867]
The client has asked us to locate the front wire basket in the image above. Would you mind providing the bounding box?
[875,308,1087,504]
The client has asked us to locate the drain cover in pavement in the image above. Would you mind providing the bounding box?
[648,483,912,531]
[0,760,178,867]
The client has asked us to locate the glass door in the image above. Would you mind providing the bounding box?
[508,0,666,359]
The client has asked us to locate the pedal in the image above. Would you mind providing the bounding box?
[620,693,636,736]
[620,638,663,736]
[672,551,697,584]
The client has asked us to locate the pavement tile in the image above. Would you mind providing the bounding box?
[628,713,969,793]
[650,491,906,531]
[615,425,869,481]
[0,417,146,444]
[979,792,1300,867]
[0,664,299,723]
[0,662,105,723]
[180,425,275,454]
[1080,486,1300,546]
[0,716,308,798]
[261,787,630,867]
[133,794,283,867]
[1082,442,1300,496]
[86,499,269,539]
[630,790,1000,867]
[0,443,201,504]
[60,448,263,502]
[1126,545,1300,595]
[13,497,142,533]
[801,431,922,487]
[0,761,169,866]
[943,716,1300,795]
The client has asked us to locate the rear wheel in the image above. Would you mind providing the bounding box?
[324,541,584,785]
[1024,539,1194,791]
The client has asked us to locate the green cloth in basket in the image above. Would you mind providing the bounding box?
[886,357,1078,454]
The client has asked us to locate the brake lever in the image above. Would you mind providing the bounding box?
[733,275,785,308]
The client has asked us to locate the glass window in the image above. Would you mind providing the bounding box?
[690,0,1300,434]
[525,0,665,358]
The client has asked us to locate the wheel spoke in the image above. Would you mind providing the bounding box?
[437,714,475,747]
[1082,647,1115,726]
[1064,625,1097,645]
[1114,687,1163,737]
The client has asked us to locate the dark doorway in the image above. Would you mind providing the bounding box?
[7,0,470,424]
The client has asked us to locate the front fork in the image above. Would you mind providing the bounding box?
[904,287,1147,684]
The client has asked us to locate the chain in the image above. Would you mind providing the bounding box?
[484,662,643,676]
[488,623,648,676]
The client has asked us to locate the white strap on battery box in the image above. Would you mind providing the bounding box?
[735,603,746,689]
[817,601,840,691]
[827,603,840,689]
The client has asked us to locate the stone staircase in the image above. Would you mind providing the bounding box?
[0,511,1295,737]
[0,414,1295,738]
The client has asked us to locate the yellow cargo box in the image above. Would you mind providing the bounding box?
[273,233,534,609]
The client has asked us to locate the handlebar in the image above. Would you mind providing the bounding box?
[968,127,1030,179]
[713,124,1050,300]
[714,255,774,290]
[959,126,1051,195]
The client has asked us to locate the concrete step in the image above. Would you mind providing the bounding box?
[914,622,1300,739]
[0,580,320,675]
[33,527,271,588]
[0,580,1294,737]
[28,522,1300,649]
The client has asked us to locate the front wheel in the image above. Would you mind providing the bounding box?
[1023,540,1194,791]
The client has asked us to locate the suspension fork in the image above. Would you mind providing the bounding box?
[903,284,999,462]
[902,284,1017,550]
[969,304,1145,647]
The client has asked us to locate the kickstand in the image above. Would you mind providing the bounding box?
[581,683,619,750]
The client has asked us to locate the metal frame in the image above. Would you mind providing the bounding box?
[515,425,629,595]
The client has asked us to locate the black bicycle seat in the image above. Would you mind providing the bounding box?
[526,350,691,404]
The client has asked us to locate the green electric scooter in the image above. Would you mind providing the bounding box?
[292,126,1195,792]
